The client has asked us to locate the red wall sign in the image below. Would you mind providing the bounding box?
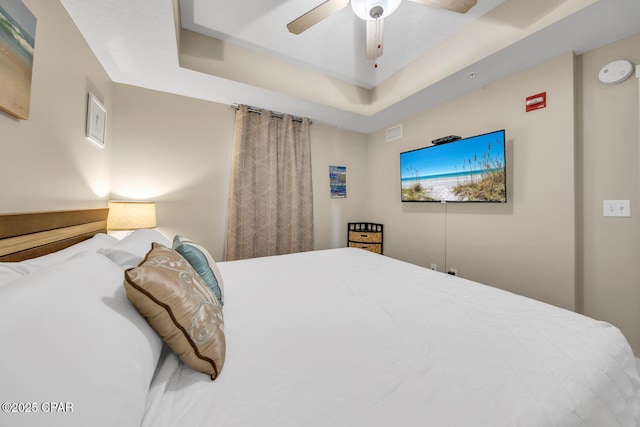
[526,92,546,112]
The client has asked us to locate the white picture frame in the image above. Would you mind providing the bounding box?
[86,93,106,147]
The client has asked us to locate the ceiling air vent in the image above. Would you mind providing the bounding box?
[386,124,403,142]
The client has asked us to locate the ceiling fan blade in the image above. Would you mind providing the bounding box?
[365,19,384,60]
[287,0,349,34]
[407,0,478,14]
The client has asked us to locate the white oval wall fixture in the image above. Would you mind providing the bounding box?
[598,60,634,85]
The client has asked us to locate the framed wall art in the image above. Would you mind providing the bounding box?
[0,0,37,120]
[329,165,347,198]
[86,93,107,147]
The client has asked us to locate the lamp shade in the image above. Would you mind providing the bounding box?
[107,201,156,230]
[351,0,402,20]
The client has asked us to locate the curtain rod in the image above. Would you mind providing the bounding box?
[230,104,311,124]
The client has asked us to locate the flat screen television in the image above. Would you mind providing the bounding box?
[400,130,506,203]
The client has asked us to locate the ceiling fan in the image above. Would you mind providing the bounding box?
[287,0,477,61]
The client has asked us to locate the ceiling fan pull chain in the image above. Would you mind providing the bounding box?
[374,18,380,69]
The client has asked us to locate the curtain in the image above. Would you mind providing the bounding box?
[225,105,314,261]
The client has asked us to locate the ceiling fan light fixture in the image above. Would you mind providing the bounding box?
[351,0,402,20]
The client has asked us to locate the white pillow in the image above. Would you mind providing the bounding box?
[98,248,144,269]
[111,229,172,257]
[0,264,26,287]
[0,233,119,288]
[19,233,118,268]
[0,252,162,427]
[99,229,172,269]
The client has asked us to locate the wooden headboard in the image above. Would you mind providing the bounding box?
[0,209,109,262]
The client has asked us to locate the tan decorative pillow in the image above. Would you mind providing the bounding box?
[124,243,225,380]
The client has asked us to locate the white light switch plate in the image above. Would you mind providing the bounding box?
[603,200,631,217]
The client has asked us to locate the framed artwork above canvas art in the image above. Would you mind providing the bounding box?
[86,93,106,147]
[0,0,37,120]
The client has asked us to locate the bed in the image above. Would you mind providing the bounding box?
[0,209,638,427]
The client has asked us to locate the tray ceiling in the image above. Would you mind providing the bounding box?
[61,0,640,133]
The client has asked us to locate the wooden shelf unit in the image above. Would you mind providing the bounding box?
[347,222,383,254]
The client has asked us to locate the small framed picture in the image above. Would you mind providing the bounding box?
[329,165,347,198]
[86,93,106,147]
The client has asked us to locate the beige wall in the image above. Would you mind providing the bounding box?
[366,53,577,312]
[311,125,369,250]
[578,33,640,355]
[110,84,235,261]
[110,84,370,260]
[0,0,112,213]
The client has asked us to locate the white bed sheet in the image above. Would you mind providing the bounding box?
[143,248,640,427]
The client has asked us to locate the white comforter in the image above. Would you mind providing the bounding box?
[143,248,640,427]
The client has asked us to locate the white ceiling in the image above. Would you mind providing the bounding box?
[180,0,507,89]
[60,0,640,134]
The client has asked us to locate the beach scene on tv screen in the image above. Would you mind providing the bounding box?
[401,131,506,202]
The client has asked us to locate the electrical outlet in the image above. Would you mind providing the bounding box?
[430,263,437,271]
[603,200,631,217]
[447,268,457,276]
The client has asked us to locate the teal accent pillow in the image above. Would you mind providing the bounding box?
[172,236,224,306]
